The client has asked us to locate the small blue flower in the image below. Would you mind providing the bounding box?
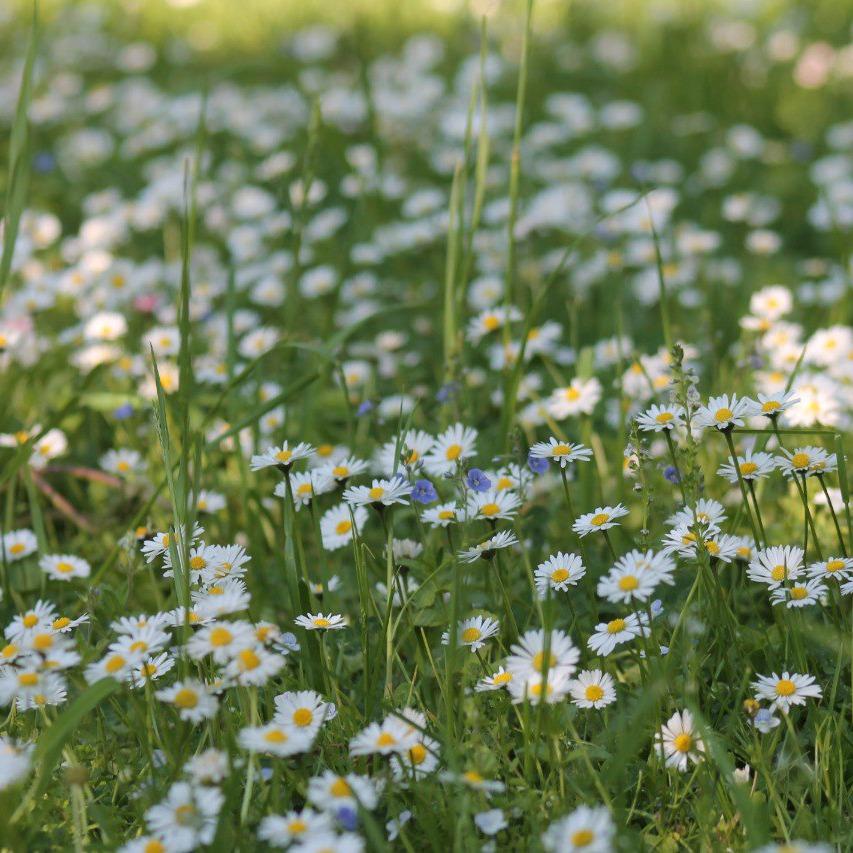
[356,400,375,416]
[33,152,55,173]
[466,468,491,492]
[527,453,549,474]
[412,479,438,504]
[336,806,358,831]
[663,465,681,484]
[436,383,458,403]
[113,403,134,420]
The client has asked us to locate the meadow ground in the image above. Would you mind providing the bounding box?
[0,0,852,850]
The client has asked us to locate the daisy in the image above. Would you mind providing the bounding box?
[693,394,752,430]
[349,715,418,756]
[507,669,572,705]
[573,504,629,537]
[528,437,593,467]
[373,430,434,476]
[534,552,586,596]
[541,805,615,853]
[635,403,685,432]
[187,620,256,663]
[250,441,315,471]
[5,600,57,639]
[587,612,649,657]
[38,553,91,582]
[422,502,461,528]
[84,650,141,685]
[754,390,799,418]
[466,306,521,343]
[145,782,223,851]
[195,490,227,514]
[155,680,218,723]
[0,737,33,791]
[752,843,832,853]
[668,498,727,530]
[747,545,804,588]
[441,616,500,653]
[458,530,518,563]
[100,448,145,477]
[224,646,286,686]
[439,769,505,796]
[294,613,347,631]
[717,449,776,483]
[656,709,705,771]
[547,378,602,419]
[238,723,315,757]
[465,488,522,522]
[258,810,333,848]
[275,470,335,510]
[770,578,826,608]
[752,672,822,712]
[475,667,514,692]
[342,476,412,507]
[131,653,175,688]
[776,446,835,477]
[185,749,229,784]
[597,560,664,604]
[274,690,335,737]
[391,733,441,781]
[306,771,380,812]
[320,504,368,551]
[506,629,580,681]
[193,578,251,619]
[322,455,370,483]
[290,832,364,853]
[423,423,478,476]
[1,529,38,562]
[808,556,853,581]
[568,670,617,709]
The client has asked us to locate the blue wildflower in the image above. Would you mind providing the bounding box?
[466,468,491,492]
[412,479,438,504]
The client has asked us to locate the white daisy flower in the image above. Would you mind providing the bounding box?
[528,437,593,467]
[656,709,705,772]
[441,616,500,653]
[568,669,617,709]
[573,504,629,537]
[534,552,586,596]
[752,671,822,713]
[542,804,615,852]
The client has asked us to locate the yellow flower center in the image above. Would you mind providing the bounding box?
[461,627,482,643]
[438,510,454,520]
[618,575,639,591]
[175,803,195,824]
[276,449,293,463]
[655,412,674,424]
[826,560,845,573]
[770,565,786,581]
[292,708,313,727]
[483,315,500,331]
[313,618,331,628]
[297,483,313,496]
[1,644,18,658]
[239,649,261,670]
[209,627,233,647]
[564,387,581,402]
[330,778,351,797]
[376,732,396,747]
[144,841,166,853]
[445,443,462,461]
[495,476,513,490]
[335,520,352,536]
[714,407,733,422]
[493,672,512,685]
[174,688,199,708]
[10,543,26,556]
[105,655,126,674]
[606,619,625,634]
[332,465,348,478]
[584,684,605,702]
[463,771,484,785]
[18,673,39,686]
[264,729,288,744]
[22,614,39,628]
[32,633,53,651]
[409,743,427,764]
[590,513,609,526]
[368,486,385,501]
[551,444,571,456]
[791,452,810,469]
[532,651,556,671]
[762,400,781,413]
[739,462,758,475]
[550,568,570,583]
[790,587,807,600]
[775,679,796,696]
[480,502,500,517]
[190,556,206,570]
[52,617,70,630]
[117,460,130,472]
[570,830,595,847]
[673,733,693,753]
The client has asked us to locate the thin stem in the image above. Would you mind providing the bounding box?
[723,430,762,546]
[818,475,847,556]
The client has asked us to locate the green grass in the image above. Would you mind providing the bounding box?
[0,0,852,850]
